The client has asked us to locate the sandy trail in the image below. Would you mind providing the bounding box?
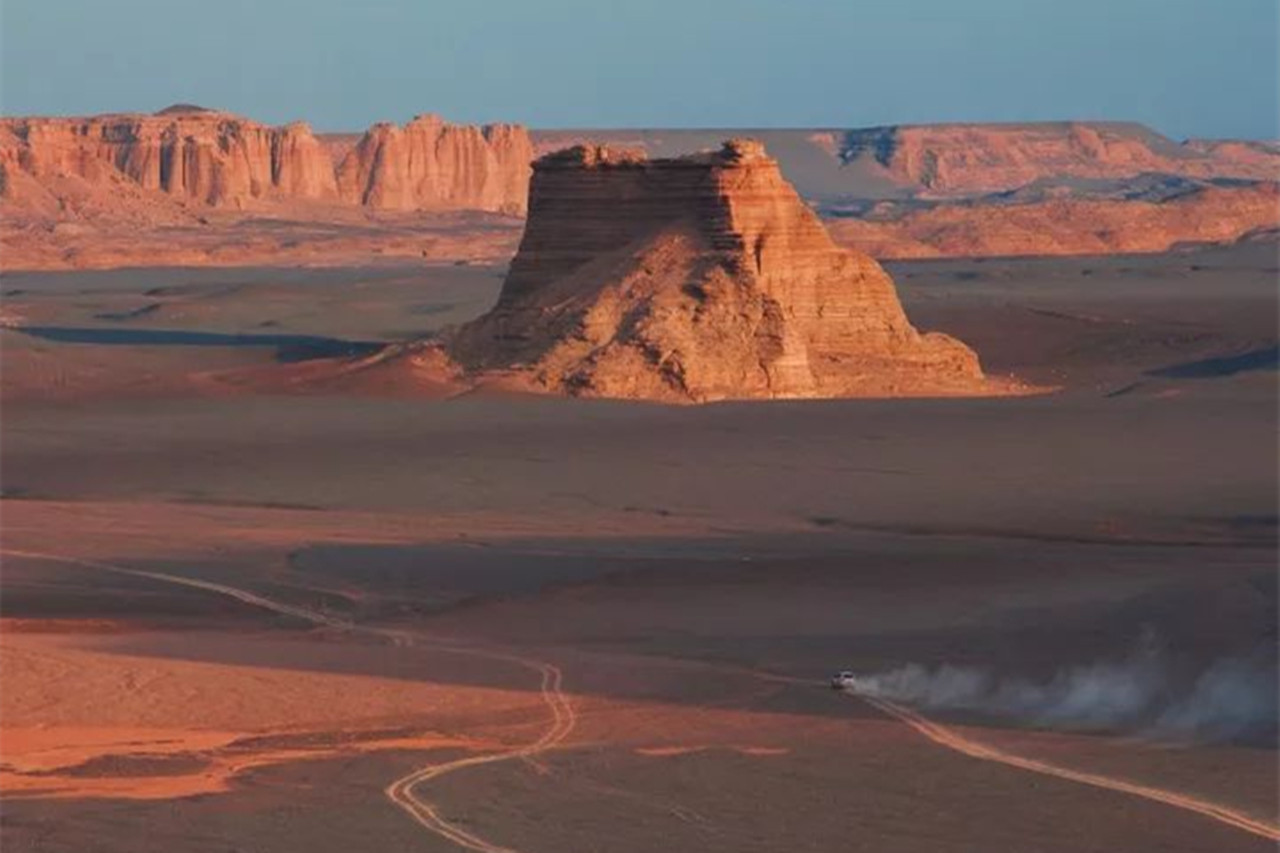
[8,545,1275,846]
[856,692,1280,842]
[0,548,575,853]
[384,656,574,853]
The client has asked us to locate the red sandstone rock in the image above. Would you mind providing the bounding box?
[0,108,530,216]
[272,122,339,200]
[828,183,1280,259]
[0,110,336,208]
[335,115,532,214]
[449,140,1008,402]
[4,113,1270,271]
[838,122,1280,197]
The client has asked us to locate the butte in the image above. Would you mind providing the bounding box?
[444,139,1022,402]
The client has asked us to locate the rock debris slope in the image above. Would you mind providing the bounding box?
[450,140,1015,402]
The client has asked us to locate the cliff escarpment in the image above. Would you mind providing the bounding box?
[0,107,532,218]
[836,122,1280,197]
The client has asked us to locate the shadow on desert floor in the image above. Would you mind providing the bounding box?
[1146,345,1279,379]
[12,325,384,363]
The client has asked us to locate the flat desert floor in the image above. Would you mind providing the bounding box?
[1,243,1276,852]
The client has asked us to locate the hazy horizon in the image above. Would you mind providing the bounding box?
[2,0,1277,140]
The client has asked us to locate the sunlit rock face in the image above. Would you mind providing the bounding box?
[335,114,532,214]
[450,139,999,403]
[1,109,337,207]
[0,108,532,214]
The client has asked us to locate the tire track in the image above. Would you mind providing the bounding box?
[857,692,1280,842]
[384,658,574,853]
[1,548,574,853]
[21,545,1268,844]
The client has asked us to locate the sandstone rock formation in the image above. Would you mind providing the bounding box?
[449,140,1003,402]
[5,112,1272,272]
[534,123,1280,203]
[827,182,1280,259]
[0,108,531,218]
[336,115,532,214]
[0,109,335,209]
[836,122,1280,197]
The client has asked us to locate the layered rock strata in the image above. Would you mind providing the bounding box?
[336,115,532,214]
[838,122,1280,196]
[1,109,335,208]
[828,182,1280,259]
[0,107,531,215]
[450,140,999,402]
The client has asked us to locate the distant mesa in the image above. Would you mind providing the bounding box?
[0,110,532,216]
[2,111,1274,271]
[534,121,1280,201]
[154,103,218,116]
[823,121,1280,197]
[335,114,532,213]
[825,181,1280,260]
[527,122,1280,261]
[447,139,1021,402]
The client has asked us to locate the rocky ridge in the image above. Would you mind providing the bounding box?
[836,122,1280,197]
[827,182,1280,259]
[0,107,532,219]
[4,112,1273,271]
[336,115,531,213]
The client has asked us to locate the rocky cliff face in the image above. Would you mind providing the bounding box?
[335,115,532,214]
[0,107,531,216]
[6,112,1267,271]
[0,108,336,208]
[838,122,1280,197]
[450,140,1005,402]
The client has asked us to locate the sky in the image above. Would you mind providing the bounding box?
[2,0,1276,139]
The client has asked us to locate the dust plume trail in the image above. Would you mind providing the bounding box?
[1,548,575,853]
[848,638,1277,743]
[856,693,1280,842]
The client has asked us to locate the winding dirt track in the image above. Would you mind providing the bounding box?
[1,548,575,853]
[858,693,1280,842]
[7,546,1277,848]
[384,657,574,853]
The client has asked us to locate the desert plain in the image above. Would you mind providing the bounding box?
[0,102,1278,852]
[1,229,1277,850]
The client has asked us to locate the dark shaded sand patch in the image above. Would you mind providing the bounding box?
[1146,345,1279,379]
[11,326,383,364]
[49,754,213,779]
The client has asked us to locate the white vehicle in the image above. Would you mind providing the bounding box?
[830,671,858,691]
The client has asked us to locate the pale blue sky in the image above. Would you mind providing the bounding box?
[2,0,1276,139]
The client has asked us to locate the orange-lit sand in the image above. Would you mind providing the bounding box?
[1,245,1274,852]
[2,726,491,800]
[1,629,522,799]
[633,745,791,758]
